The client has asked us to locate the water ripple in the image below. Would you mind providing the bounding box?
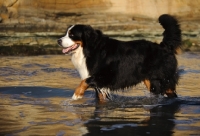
[0,66,79,78]
[22,63,50,68]
[0,67,37,76]
[41,67,79,77]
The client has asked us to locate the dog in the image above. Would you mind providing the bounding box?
[57,14,181,102]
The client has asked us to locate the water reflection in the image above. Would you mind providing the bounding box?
[0,87,200,135]
[85,102,180,136]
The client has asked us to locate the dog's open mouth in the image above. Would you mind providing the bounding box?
[62,43,80,54]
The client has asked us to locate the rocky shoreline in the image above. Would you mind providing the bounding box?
[0,18,200,55]
[0,0,200,55]
[1,0,200,55]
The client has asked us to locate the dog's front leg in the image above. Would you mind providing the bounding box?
[72,79,89,100]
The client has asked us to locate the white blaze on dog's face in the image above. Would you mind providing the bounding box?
[61,25,75,48]
[57,25,82,54]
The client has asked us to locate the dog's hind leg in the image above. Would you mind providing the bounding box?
[146,79,178,98]
[144,79,162,96]
[161,77,178,98]
[165,89,177,98]
[147,79,163,96]
[144,79,178,98]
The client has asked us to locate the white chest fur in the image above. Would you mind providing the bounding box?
[71,46,89,79]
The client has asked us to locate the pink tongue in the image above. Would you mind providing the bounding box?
[62,44,78,54]
[62,48,70,54]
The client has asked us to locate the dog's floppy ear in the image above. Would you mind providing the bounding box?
[82,25,96,46]
[82,25,98,56]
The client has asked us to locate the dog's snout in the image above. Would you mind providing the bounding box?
[57,39,62,45]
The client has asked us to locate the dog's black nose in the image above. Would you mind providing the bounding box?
[57,39,62,45]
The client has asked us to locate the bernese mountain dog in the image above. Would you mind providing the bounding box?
[57,14,182,102]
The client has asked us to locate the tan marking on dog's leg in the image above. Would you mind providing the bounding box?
[72,79,89,100]
[97,92,107,104]
[165,89,177,98]
[97,92,104,101]
[97,92,106,104]
[143,79,151,91]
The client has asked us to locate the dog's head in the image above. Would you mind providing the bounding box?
[57,25,98,55]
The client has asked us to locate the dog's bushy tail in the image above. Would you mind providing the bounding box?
[159,14,181,54]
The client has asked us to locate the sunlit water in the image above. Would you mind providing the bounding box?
[0,52,200,136]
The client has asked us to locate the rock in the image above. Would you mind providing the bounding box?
[3,0,18,7]
[0,0,200,53]
[29,41,38,46]
[1,0,200,22]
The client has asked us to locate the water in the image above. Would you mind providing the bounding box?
[0,52,200,136]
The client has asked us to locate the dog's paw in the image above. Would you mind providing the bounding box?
[72,93,83,100]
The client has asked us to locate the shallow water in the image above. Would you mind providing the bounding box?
[0,52,200,136]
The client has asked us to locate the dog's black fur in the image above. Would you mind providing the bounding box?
[68,14,181,97]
